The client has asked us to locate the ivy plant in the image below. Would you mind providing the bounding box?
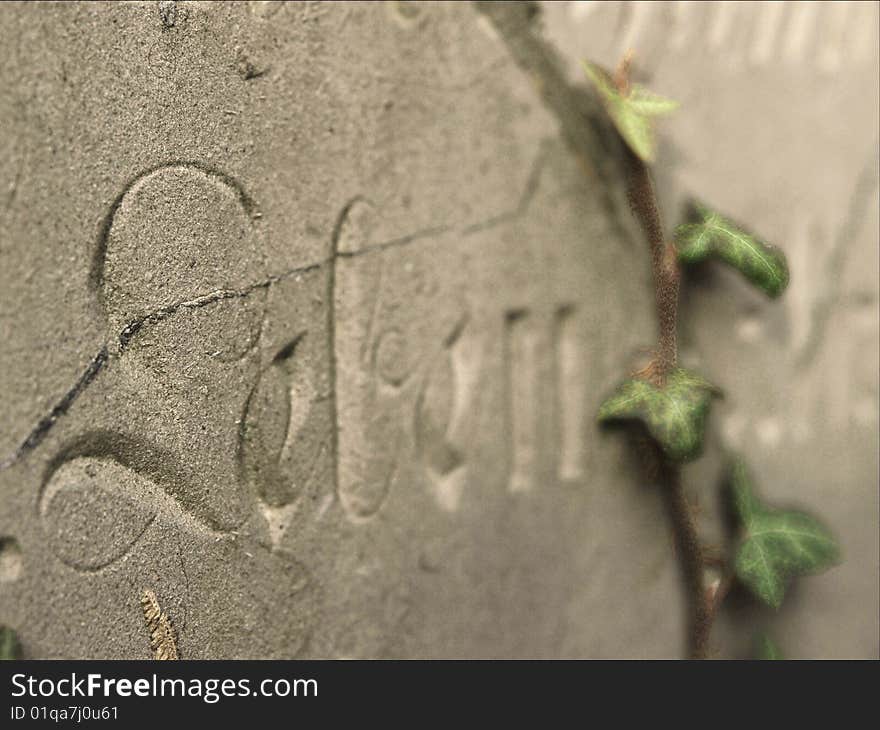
[597,368,720,462]
[755,633,784,660]
[730,458,839,610]
[676,205,790,297]
[0,625,22,660]
[586,54,840,659]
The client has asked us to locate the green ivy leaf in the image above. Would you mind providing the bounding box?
[730,458,840,609]
[582,60,678,163]
[597,368,720,462]
[675,205,790,297]
[627,85,680,116]
[0,625,22,660]
[755,633,784,660]
[730,458,763,523]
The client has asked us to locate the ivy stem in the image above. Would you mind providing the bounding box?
[613,56,714,659]
[624,148,680,383]
[660,453,711,659]
[637,437,711,659]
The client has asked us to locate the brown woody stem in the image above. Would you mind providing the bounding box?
[614,56,715,659]
[624,149,680,384]
[660,454,712,659]
[637,436,712,659]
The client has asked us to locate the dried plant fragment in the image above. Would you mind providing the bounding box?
[140,588,179,660]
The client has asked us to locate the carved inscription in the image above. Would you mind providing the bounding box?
[96,163,267,532]
[554,305,585,482]
[40,457,158,572]
[0,537,22,583]
[505,304,585,491]
[415,316,479,512]
[26,163,321,661]
[565,1,877,73]
[504,310,540,493]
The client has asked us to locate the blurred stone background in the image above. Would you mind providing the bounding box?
[538,0,879,658]
[0,1,877,658]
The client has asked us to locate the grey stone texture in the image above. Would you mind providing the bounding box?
[0,1,876,658]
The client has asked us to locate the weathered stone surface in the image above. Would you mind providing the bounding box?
[0,1,875,659]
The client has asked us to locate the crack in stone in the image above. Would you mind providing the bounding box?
[4,161,23,214]
[794,142,880,369]
[472,0,637,249]
[2,3,635,472]
[462,138,549,235]
[0,347,108,470]
[0,193,530,471]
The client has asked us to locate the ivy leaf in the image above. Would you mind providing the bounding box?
[730,458,840,609]
[755,633,784,660]
[0,625,22,660]
[597,368,720,462]
[627,85,680,116]
[675,205,790,297]
[730,458,763,522]
[582,60,677,163]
